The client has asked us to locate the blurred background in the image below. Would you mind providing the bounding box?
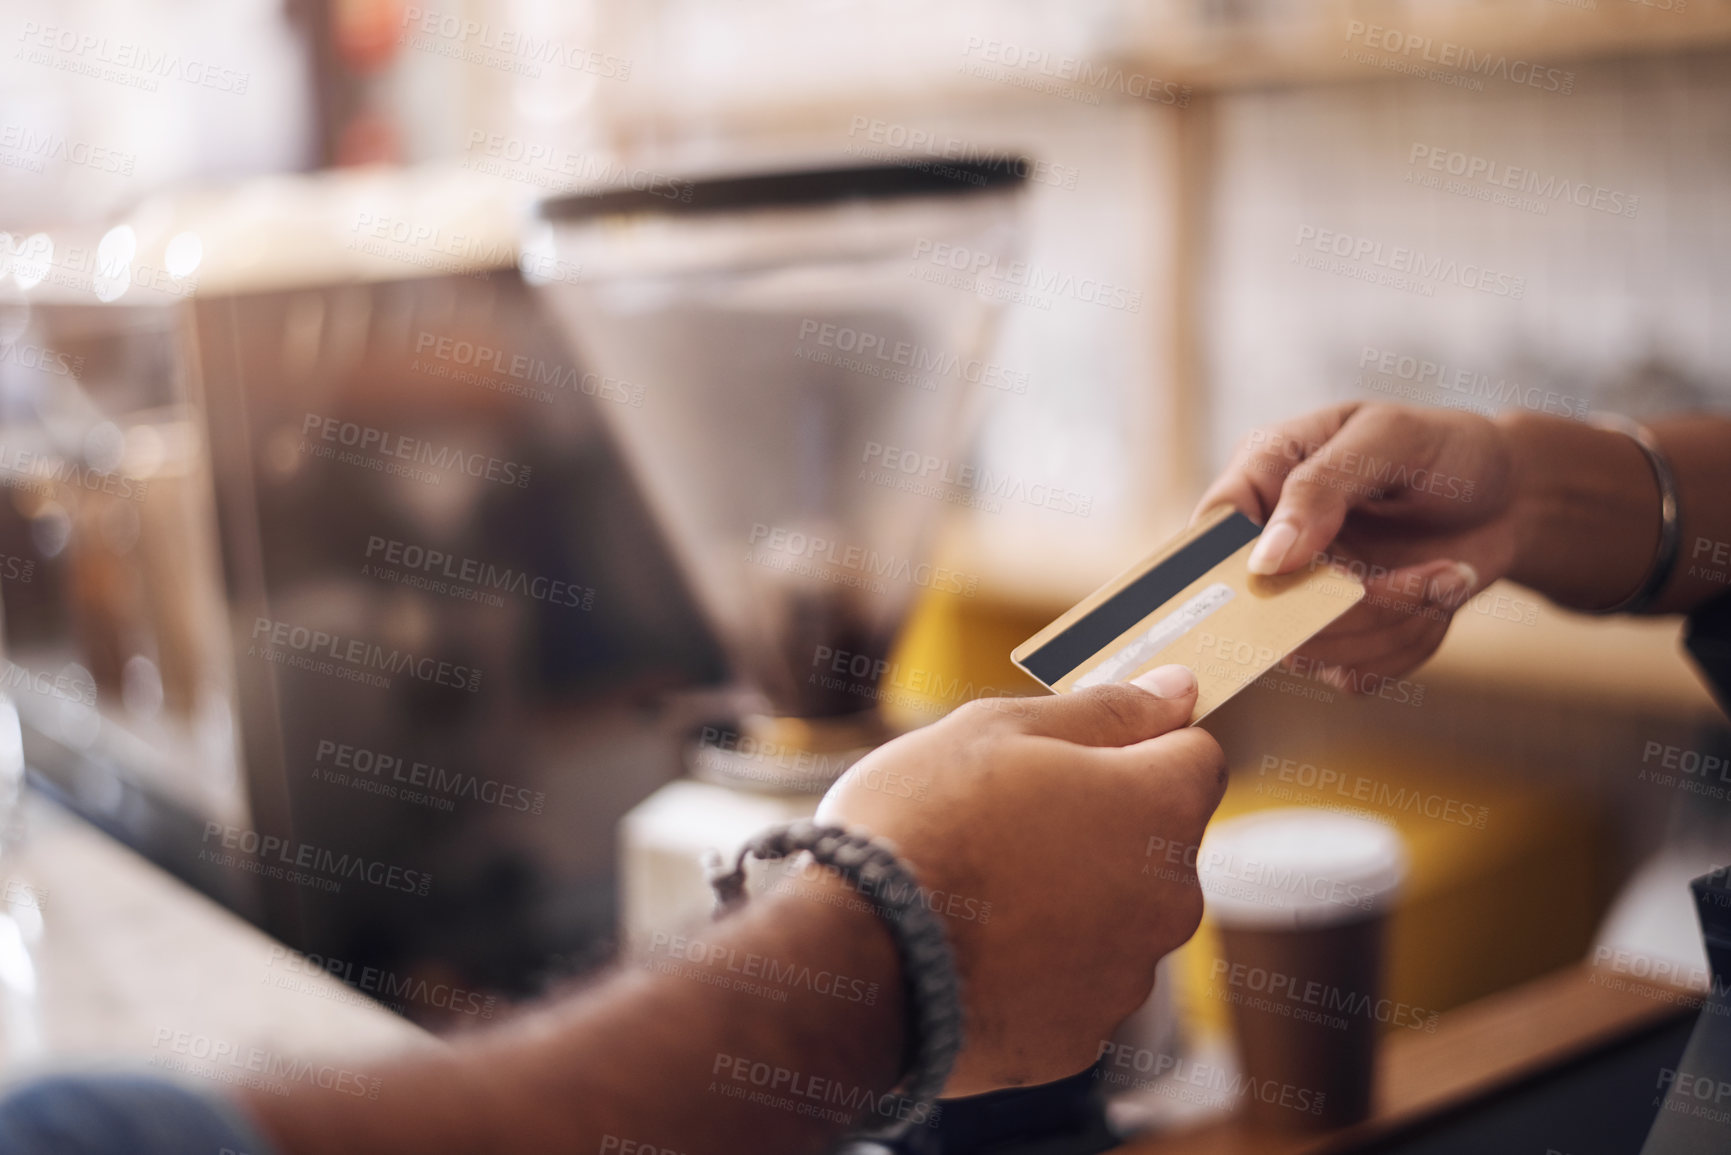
[2,0,1730,1132]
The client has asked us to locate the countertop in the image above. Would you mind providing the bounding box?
[0,789,429,1090]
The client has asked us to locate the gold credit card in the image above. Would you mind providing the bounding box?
[1011,508,1365,722]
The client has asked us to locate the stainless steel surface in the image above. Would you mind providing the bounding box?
[180,267,727,1008]
[533,171,1025,775]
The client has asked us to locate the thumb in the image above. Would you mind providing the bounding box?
[1245,405,1448,577]
[1011,666,1199,747]
[1246,463,1355,576]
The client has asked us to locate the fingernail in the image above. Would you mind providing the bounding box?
[1424,561,1479,607]
[1132,664,1197,699]
[1247,519,1298,576]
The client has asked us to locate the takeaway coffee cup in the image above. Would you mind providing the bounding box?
[1198,808,1408,1129]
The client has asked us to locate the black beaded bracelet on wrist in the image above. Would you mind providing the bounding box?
[708,821,963,1139]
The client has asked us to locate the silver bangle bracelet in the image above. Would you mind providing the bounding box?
[1590,415,1681,616]
[708,821,963,1141]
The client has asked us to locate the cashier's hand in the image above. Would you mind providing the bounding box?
[817,669,1225,1096]
[1195,402,1521,683]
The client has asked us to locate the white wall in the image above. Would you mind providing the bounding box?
[1201,49,1731,470]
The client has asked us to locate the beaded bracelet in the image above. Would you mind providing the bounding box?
[708,821,963,1139]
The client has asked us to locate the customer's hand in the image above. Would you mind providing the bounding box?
[1195,402,1522,682]
[817,668,1224,1095]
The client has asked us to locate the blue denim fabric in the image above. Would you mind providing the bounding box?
[0,1074,276,1155]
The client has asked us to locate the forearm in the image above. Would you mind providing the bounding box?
[240,873,905,1155]
[1501,412,1731,614]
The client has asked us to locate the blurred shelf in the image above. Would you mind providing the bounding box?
[1424,583,1720,721]
[599,0,1731,147]
[1117,0,1731,94]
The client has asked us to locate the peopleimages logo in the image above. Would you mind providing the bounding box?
[0,338,85,378]
[958,36,1191,107]
[265,944,497,1018]
[413,332,641,406]
[860,441,1092,517]
[710,1053,940,1128]
[1246,428,1478,503]
[199,823,432,896]
[796,319,1030,394]
[843,117,1079,190]
[809,645,1022,720]
[692,725,861,791]
[1592,946,1722,998]
[746,524,979,597]
[0,662,95,708]
[1655,1067,1731,1123]
[1209,957,1439,1033]
[1343,20,1574,95]
[0,440,148,502]
[1293,226,1525,300]
[1094,1042,1326,1115]
[1689,537,1731,589]
[1407,144,1638,219]
[1189,630,1427,708]
[249,616,484,693]
[313,739,546,815]
[600,1137,686,1155]
[648,932,880,1005]
[0,232,196,299]
[1144,834,1390,912]
[777,858,993,925]
[150,1029,379,1099]
[15,21,251,94]
[462,131,687,200]
[345,211,520,280]
[363,535,595,611]
[301,412,532,489]
[0,124,135,175]
[1257,754,1488,830]
[398,7,632,80]
[1356,345,1590,420]
[909,239,1142,313]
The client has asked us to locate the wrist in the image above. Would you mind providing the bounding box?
[1495,410,1555,588]
[529,868,910,1153]
[713,822,963,1124]
[1496,409,1660,609]
[767,866,907,984]
[756,864,910,1064]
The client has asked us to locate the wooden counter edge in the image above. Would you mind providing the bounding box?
[1122,964,1701,1155]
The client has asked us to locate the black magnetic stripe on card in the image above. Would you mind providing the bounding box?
[1019,512,1262,685]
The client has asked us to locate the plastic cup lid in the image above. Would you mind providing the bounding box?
[1197,808,1408,930]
